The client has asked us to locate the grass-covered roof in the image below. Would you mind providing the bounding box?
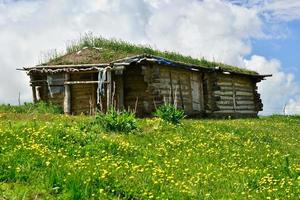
[45,35,258,75]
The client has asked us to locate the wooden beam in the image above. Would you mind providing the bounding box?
[231,77,237,112]
[178,78,184,109]
[64,73,71,114]
[169,72,174,104]
[118,76,124,110]
[32,86,37,103]
[199,73,205,112]
[106,68,112,110]
[64,80,108,85]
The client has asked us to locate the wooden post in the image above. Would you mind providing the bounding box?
[169,71,174,104]
[64,73,71,114]
[32,86,37,103]
[178,79,184,110]
[119,76,124,110]
[91,73,96,115]
[106,68,112,111]
[231,76,237,112]
[199,73,205,112]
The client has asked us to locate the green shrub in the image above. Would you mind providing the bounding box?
[95,108,137,133]
[0,102,63,114]
[154,104,185,124]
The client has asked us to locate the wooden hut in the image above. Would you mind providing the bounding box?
[21,39,271,118]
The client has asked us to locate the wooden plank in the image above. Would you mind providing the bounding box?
[64,73,71,114]
[217,105,234,110]
[234,82,252,88]
[236,100,255,105]
[32,86,37,103]
[65,80,104,85]
[190,72,201,111]
[234,87,253,93]
[214,91,234,96]
[106,69,112,110]
[178,78,184,109]
[118,75,124,110]
[217,82,232,87]
[236,91,253,96]
[169,72,174,104]
[220,96,253,101]
[217,100,234,105]
[199,73,205,112]
[232,77,237,112]
[236,105,256,110]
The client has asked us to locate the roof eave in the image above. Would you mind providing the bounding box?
[19,54,266,78]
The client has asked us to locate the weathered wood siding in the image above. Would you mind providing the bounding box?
[29,74,48,101]
[141,64,204,116]
[28,64,263,118]
[206,73,262,117]
[123,65,150,116]
[70,73,97,115]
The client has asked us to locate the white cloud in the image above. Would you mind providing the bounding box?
[228,0,300,22]
[262,0,300,22]
[145,0,263,66]
[0,0,299,115]
[285,96,300,115]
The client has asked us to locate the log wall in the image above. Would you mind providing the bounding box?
[28,64,263,118]
[207,73,262,118]
[147,65,195,114]
[123,65,149,116]
[123,64,208,117]
[70,73,97,115]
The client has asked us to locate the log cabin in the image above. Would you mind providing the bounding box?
[21,38,271,118]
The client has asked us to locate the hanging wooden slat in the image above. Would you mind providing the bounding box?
[64,73,71,114]
[106,68,112,110]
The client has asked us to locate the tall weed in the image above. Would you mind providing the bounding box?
[95,108,137,133]
[154,104,185,124]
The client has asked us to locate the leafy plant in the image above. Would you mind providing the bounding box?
[95,108,137,133]
[154,104,185,124]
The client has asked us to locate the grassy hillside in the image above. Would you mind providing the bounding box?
[0,112,299,199]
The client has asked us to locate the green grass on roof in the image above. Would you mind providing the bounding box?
[48,34,258,75]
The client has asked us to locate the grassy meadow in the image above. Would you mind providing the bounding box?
[0,108,299,199]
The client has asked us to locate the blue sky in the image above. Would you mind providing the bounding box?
[252,20,300,77]
[0,0,299,114]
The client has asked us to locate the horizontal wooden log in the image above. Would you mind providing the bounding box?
[217,82,232,87]
[214,91,233,96]
[30,83,64,87]
[217,105,234,110]
[219,85,253,92]
[235,105,256,110]
[65,80,108,85]
[236,91,253,96]
[220,96,253,101]
[236,100,255,105]
[234,82,252,88]
[217,76,252,85]
[30,80,47,83]
[217,100,234,106]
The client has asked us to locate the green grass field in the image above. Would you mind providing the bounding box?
[0,111,299,199]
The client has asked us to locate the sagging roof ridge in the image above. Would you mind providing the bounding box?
[21,53,271,79]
